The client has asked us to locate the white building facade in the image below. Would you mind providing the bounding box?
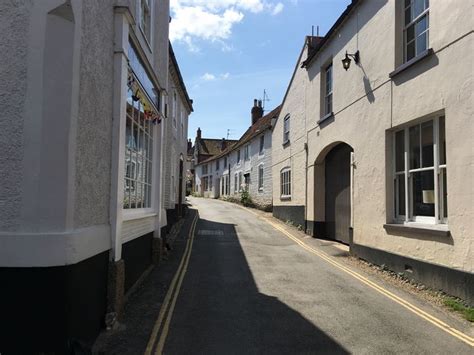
[0,0,190,351]
[196,102,279,211]
[272,0,473,303]
[161,43,193,234]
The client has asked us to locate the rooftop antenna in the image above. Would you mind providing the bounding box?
[226,129,235,140]
[262,89,270,111]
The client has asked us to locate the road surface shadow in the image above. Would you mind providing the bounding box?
[165,217,349,354]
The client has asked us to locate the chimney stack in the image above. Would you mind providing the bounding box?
[251,99,263,125]
[197,127,201,140]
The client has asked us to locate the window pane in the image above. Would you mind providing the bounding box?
[421,120,433,167]
[412,170,435,217]
[415,15,428,36]
[406,25,415,43]
[405,7,412,26]
[409,124,420,169]
[416,31,427,55]
[406,41,415,61]
[439,116,446,165]
[413,0,426,18]
[441,168,448,218]
[397,175,406,216]
[395,130,405,172]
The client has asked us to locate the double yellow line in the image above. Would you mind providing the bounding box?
[145,211,199,355]
[241,206,474,348]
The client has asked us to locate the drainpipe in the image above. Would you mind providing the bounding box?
[304,142,308,233]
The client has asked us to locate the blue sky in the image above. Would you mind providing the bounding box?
[170,0,350,141]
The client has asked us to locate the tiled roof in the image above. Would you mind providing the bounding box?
[197,138,238,157]
[198,105,281,165]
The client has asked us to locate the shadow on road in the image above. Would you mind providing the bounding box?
[165,217,349,354]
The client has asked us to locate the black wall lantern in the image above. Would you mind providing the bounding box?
[342,50,360,71]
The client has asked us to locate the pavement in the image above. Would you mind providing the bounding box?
[95,197,473,354]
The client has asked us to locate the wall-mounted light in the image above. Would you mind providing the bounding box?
[342,50,360,71]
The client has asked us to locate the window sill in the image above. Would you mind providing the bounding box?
[383,222,450,238]
[317,112,334,125]
[280,195,291,201]
[123,210,157,222]
[282,140,290,147]
[389,48,434,78]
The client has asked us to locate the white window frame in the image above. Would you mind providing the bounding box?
[283,115,290,144]
[244,144,250,161]
[139,0,153,46]
[258,164,264,191]
[238,172,243,192]
[280,168,291,199]
[124,86,154,211]
[259,135,265,156]
[234,173,238,193]
[324,63,333,115]
[202,164,208,175]
[393,115,447,225]
[237,149,241,164]
[216,159,220,171]
[403,0,429,63]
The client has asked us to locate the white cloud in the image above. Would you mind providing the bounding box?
[170,0,287,51]
[200,72,231,82]
[271,2,284,15]
[201,73,217,81]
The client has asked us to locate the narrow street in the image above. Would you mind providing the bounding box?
[97,197,473,354]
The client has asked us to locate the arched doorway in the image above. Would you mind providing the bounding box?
[324,143,353,244]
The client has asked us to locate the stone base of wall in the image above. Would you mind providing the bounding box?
[273,205,305,228]
[351,243,474,306]
[0,251,109,353]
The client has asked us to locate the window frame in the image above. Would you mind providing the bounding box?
[259,135,265,156]
[283,115,290,145]
[237,150,241,164]
[324,63,333,116]
[124,86,154,211]
[258,164,264,191]
[403,0,429,63]
[139,0,153,47]
[393,115,447,225]
[280,168,291,199]
[244,144,250,161]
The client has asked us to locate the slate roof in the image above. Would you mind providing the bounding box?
[198,105,281,165]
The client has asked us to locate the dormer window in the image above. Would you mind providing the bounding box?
[139,0,152,43]
[404,0,429,62]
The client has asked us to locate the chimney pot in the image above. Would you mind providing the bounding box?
[251,99,264,125]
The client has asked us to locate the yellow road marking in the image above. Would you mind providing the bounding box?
[238,205,474,347]
[144,212,198,355]
[155,217,197,354]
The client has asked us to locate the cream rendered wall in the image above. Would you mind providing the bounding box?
[302,0,473,272]
[272,44,309,211]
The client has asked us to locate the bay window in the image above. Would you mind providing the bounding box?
[393,116,446,224]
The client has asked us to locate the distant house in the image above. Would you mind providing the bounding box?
[195,100,280,210]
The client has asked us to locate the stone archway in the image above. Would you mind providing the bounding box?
[314,142,353,244]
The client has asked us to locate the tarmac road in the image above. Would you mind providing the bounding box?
[95,197,473,354]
